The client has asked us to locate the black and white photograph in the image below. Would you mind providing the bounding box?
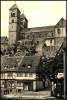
[1,1,66,100]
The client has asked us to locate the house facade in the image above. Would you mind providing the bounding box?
[1,55,43,96]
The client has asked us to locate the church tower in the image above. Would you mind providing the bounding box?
[54,18,66,51]
[9,3,20,45]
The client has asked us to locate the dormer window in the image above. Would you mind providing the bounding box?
[28,65,31,68]
[57,28,60,34]
[11,13,15,17]
[28,64,32,68]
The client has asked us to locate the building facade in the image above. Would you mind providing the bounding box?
[8,3,66,58]
[1,55,43,96]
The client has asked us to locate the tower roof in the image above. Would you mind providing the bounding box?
[20,13,26,18]
[20,12,28,21]
[55,17,66,27]
[9,3,19,10]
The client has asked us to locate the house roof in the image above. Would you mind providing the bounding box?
[17,55,40,73]
[9,3,19,10]
[1,36,8,44]
[1,56,21,72]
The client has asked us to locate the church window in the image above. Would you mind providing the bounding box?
[12,26,13,28]
[12,19,14,23]
[11,13,15,17]
[57,28,60,34]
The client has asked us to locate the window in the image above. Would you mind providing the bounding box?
[10,89,12,92]
[50,40,52,43]
[27,35,29,39]
[8,73,12,77]
[17,73,23,77]
[4,65,8,69]
[12,83,14,87]
[37,41,39,44]
[39,33,41,38]
[57,28,60,34]
[12,26,13,28]
[52,33,54,37]
[25,41,27,45]
[28,64,32,68]
[12,19,14,23]
[11,13,15,17]
[25,73,28,77]
[18,89,21,93]
[29,73,32,77]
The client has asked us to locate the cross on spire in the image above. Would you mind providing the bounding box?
[15,1,16,4]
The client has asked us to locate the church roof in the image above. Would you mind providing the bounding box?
[9,3,19,10]
[21,25,55,33]
[21,18,66,33]
[55,17,66,28]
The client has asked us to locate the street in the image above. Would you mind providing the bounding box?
[1,90,64,100]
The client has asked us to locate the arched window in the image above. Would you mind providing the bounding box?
[12,19,14,23]
[57,28,60,34]
[11,13,15,17]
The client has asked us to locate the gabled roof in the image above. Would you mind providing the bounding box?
[9,3,19,10]
[55,17,66,28]
[17,55,40,73]
[1,36,8,44]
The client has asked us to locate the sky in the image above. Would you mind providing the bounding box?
[1,1,66,37]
